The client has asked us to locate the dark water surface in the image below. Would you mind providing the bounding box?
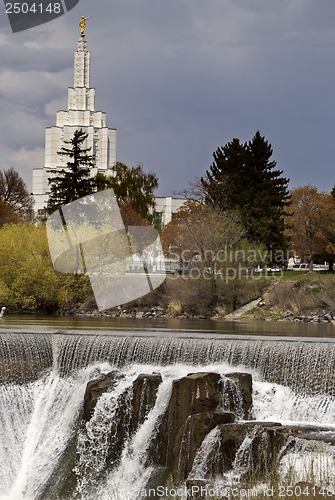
[0,314,334,340]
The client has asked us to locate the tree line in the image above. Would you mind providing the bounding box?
[1,128,335,312]
[1,129,334,268]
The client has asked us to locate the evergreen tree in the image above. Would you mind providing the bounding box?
[200,138,245,211]
[241,132,290,251]
[201,131,290,252]
[47,129,95,213]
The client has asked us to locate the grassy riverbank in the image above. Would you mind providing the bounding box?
[246,271,335,321]
[74,271,335,323]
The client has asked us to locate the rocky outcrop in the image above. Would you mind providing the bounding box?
[82,369,334,492]
[83,370,121,421]
[188,421,335,485]
[131,373,163,432]
[83,370,250,477]
[173,411,235,483]
[149,372,223,467]
[83,370,162,465]
[222,372,252,418]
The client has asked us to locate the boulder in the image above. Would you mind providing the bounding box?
[83,371,163,466]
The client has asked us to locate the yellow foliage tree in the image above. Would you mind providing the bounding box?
[0,223,92,312]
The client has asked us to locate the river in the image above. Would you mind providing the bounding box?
[0,317,334,499]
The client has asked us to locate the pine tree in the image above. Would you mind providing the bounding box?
[47,129,95,213]
[200,138,245,211]
[241,131,290,251]
[201,131,290,252]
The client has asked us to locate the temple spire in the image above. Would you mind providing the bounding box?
[74,37,91,90]
[31,19,117,212]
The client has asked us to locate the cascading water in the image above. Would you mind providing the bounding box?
[0,330,335,499]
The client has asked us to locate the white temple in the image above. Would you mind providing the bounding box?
[32,33,116,212]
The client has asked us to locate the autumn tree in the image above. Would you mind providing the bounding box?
[0,200,20,228]
[0,167,34,219]
[200,132,290,254]
[286,186,335,270]
[162,201,248,305]
[47,129,95,213]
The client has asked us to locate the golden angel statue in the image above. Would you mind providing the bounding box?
[79,16,91,37]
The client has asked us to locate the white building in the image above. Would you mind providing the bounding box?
[153,197,186,226]
[32,34,116,212]
[31,32,186,223]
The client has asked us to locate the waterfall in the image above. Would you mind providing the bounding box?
[0,330,334,499]
[188,426,222,480]
[1,332,335,393]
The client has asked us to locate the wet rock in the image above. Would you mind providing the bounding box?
[83,370,121,421]
[131,373,162,432]
[173,411,235,483]
[192,422,335,484]
[166,372,222,433]
[144,466,170,491]
[231,424,277,480]
[216,422,281,473]
[149,372,222,466]
[83,372,163,466]
[223,372,252,418]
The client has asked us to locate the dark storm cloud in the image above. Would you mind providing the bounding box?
[1,0,335,193]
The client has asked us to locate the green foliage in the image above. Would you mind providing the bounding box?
[96,162,159,223]
[0,223,91,312]
[201,131,290,253]
[47,129,95,213]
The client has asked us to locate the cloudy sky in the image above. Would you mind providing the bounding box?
[0,0,335,197]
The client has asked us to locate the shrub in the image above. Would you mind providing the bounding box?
[167,300,182,317]
[0,223,92,312]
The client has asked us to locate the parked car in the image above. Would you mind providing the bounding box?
[287,263,328,271]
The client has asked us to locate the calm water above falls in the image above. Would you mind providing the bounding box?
[0,318,334,499]
[1,314,334,337]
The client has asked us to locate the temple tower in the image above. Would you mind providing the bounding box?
[32,33,116,211]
